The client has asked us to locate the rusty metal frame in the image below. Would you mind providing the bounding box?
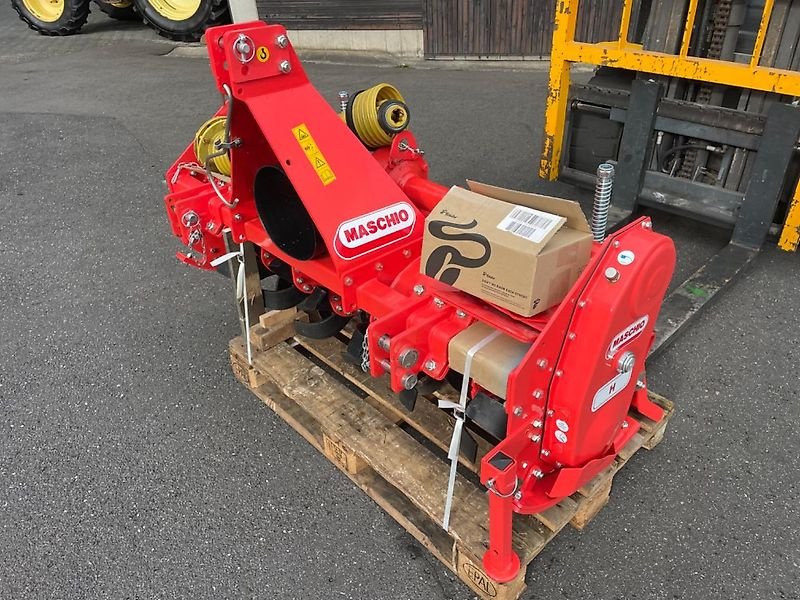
[541,0,800,250]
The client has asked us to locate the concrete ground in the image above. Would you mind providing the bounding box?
[1,7,798,600]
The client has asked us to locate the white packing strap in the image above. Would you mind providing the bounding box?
[210,246,253,366]
[210,251,240,267]
[438,329,501,531]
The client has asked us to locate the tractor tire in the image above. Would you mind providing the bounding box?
[94,0,139,20]
[11,0,90,35]
[134,0,228,42]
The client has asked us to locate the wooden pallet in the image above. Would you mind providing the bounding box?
[228,310,675,600]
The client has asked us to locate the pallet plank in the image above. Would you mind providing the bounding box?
[297,335,493,471]
[229,335,675,600]
[240,341,487,533]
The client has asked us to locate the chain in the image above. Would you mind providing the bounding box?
[678,0,732,179]
[486,477,520,499]
[397,139,425,155]
[186,227,207,266]
[171,162,201,184]
[360,328,370,372]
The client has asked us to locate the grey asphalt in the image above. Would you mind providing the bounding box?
[1,7,798,600]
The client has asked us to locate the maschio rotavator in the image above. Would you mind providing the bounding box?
[163,21,676,583]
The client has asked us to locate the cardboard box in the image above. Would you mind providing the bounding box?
[420,181,593,317]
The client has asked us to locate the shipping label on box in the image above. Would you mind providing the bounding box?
[420,181,593,317]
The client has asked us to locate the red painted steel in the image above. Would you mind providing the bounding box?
[163,21,676,582]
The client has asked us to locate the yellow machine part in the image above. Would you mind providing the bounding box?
[542,0,800,251]
[194,116,231,177]
[346,83,409,148]
[145,0,201,21]
[23,0,64,22]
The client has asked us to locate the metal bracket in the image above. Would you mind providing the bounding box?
[732,102,800,249]
[610,79,664,222]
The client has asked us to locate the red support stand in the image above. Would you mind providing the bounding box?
[482,453,521,583]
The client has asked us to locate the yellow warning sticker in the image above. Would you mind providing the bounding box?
[292,123,336,186]
[256,46,270,62]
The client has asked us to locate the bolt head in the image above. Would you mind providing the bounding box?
[642,220,653,229]
[537,358,548,369]
[555,369,563,377]
[413,284,425,296]
[532,419,543,428]
[401,373,418,390]
[402,249,412,258]
[531,434,541,442]
[604,266,620,282]
[532,389,543,399]
[375,262,384,271]
[547,409,554,417]
[335,305,343,312]
[513,491,523,501]
[181,211,199,227]
[455,309,467,319]
[344,276,353,286]
[433,297,444,308]
[617,351,635,374]
[622,421,629,428]
[567,332,576,340]
[424,359,437,371]
[613,240,620,248]
[296,277,304,284]
[233,213,242,221]
[276,34,289,48]
[279,60,291,73]
[398,348,419,369]
[532,469,544,479]
[377,335,391,351]
[541,449,550,457]
[513,406,523,417]
[578,300,587,308]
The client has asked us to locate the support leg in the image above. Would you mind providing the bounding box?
[481,453,521,583]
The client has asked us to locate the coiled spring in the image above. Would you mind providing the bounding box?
[591,162,615,243]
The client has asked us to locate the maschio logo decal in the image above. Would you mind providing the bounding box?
[606,315,649,358]
[334,202,416,260]
[462,561,497,597]
[424,219,491,285]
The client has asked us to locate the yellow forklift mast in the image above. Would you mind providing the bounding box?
[542,0,800,354]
